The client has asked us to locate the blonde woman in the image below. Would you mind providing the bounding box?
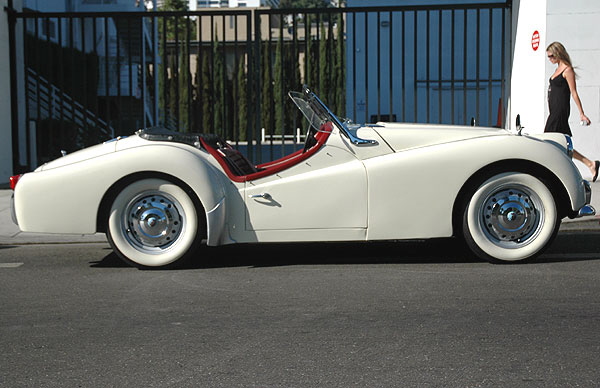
[545,41,598,181]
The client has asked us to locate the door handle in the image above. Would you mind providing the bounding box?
[249,193,272,200]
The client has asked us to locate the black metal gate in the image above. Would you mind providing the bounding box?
[6,2,511,173]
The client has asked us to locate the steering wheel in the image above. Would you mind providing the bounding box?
[303,126,318,153]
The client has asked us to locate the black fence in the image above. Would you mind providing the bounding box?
[7,2,510,171]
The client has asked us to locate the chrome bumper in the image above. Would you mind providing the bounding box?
[576,180,595,218]
[10,193,18,226]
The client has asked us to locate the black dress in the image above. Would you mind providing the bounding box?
[544,69,572,136]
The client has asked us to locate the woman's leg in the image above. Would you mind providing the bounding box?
[574,150,599,181]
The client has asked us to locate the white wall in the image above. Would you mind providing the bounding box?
[546,0,600,177]
[508,0,547,133]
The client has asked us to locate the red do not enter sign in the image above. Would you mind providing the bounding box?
[532,30,540,51]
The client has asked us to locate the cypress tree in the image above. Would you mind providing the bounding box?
[319,22,329,100]
[169,54,178,129]
[274,36,284,135]
[213,35,224,135]
[237,59,248,141]
[334,12,345,117]
[261,41,273,136]
[178,27,190,132]
[200,50,212,131]
[309,37,319,91]
[158,41,167,126]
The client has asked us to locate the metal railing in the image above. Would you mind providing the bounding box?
[7,2,511,171]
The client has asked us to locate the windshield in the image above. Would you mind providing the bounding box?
[289,89,332,133]
[289,85,377,145]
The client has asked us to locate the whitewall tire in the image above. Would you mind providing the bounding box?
[462,172,559,263]
[107,178,201,268]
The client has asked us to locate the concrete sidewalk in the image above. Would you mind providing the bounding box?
[1,182,599,245]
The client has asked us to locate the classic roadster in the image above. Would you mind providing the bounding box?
[10,86,595,268]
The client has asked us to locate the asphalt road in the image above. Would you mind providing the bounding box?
[1,235,600,387]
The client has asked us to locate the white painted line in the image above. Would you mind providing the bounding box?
[0,263,24,268]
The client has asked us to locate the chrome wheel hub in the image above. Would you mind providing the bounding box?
[125,193,183,249]
[482,188,540,243]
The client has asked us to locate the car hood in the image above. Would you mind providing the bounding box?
[369,122,510,152]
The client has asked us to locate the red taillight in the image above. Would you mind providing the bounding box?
[9,174,22,191]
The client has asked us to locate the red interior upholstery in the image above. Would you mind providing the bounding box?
[201,122,332,182]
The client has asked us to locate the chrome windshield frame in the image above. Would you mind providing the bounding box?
[294,85,377,146]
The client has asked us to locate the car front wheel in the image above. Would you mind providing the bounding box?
[462,172,560,263]
[107,178,201,269]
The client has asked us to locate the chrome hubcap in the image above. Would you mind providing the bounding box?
[125,193,183,249]
[482,188,540,243]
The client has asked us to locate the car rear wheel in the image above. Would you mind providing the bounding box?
[106,178,201,269]
[462,172,560,263]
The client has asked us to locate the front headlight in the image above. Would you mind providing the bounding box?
[565,135,574,158]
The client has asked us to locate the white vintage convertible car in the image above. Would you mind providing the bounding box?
[10,86,595,268]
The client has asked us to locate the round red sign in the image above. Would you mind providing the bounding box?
[531,30,540,51]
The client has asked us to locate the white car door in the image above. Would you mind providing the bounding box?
[244,144,367,232]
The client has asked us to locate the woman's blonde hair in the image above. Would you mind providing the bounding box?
[547,41,576,75]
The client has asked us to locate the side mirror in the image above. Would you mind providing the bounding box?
[515,114,524,135]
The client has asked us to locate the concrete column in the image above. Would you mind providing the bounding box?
[0,0,15,185]
[508,0,548,133]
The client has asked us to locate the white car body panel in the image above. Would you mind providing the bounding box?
[13,125,587,243]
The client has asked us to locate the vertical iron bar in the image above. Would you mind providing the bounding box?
[438,10,442,124]
[401,10,405,122]
[125,17,132,131]
[388,11,393,122]
[153,14,159,125]
[45,17,53,126]
[174,15,179,130]
[488,8,493,126]
[93,17,99,131]
[210,15,214,133]
[33,16,39,168]
[364,12,368,122]
[376,11,380,121]
[104,17,111,135]
[113,17,122,136]
[476,9,480,124]
[451,9,455,124]
[58,17,64,142]
[463,9,467,125]
[221,14,226,138]
[252,10,261,163]
[351,11,356,121]
[197,14,202,132]
[141,15,147,128]
[187,15,191,134]
[500,8,510,128]
[413,11,417,122]
[161,16,167,127]
[292,12,298,149]
[233,13,239,144]
[425,10,429,123]
[8,1,21,170]
[21,14,31,169]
